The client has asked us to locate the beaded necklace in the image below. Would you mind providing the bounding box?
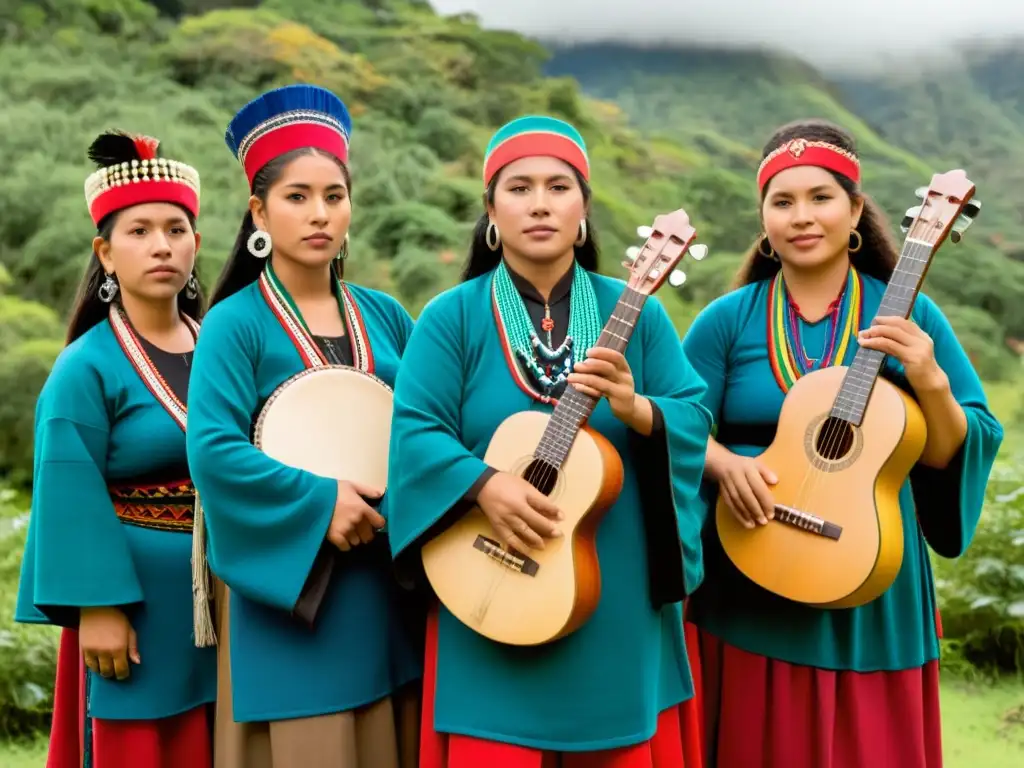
[767,266,863,393]
[491,259,603,403]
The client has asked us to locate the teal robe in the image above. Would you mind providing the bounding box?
[185,279,422,723]
[683,274,1004,671]
[386,269,713,751]
[15,320,217,720]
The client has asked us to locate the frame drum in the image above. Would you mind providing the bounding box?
[253,366,393,493]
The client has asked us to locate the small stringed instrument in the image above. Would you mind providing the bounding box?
[422,209,703,646]
[716,169,981,609]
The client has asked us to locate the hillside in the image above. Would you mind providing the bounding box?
[546,43,1024,382]
[0,1,1020,493]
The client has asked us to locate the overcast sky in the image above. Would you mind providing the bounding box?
[430,0,1024,71]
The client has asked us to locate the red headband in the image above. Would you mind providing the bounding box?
[757,138,860,193]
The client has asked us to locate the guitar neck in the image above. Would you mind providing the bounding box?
[535,287,648,467]
[831,236,936,425]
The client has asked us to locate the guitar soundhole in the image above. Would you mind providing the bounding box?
[814,417,855,461]
[522,459,559,495]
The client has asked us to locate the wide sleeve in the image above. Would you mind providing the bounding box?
[15,357,143,628]
[680,298,733,426]
[908,295,1004,558]
[386,294,492,561]
[631,298,714,604]
[186,306,338,613]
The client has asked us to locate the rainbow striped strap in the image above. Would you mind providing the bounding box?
[767,267,862,393]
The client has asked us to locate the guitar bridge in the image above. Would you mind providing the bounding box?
[774,504,842,540]
[472,535,540,576]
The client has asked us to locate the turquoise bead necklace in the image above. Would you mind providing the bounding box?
[492,259,603,398]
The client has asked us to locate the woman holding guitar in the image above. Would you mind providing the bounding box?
[682,118,1003,767]
[185,85,422,767]
[387,115,712,768]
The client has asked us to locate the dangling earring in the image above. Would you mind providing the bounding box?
[575,219,587,247]
[849,229,863,254]
[337,233,349,260]
[486,221,501,252]
[185,273,199,299]
[98,273,119,303]
[247,229,272,258]
[757,234,777,260]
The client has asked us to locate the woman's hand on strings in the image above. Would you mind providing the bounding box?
[477,472,563,554]
[80,606,140,681]
[568,348,638,422]
[857,316,948,393]
[328,480,386,552]
[712,450,778,529]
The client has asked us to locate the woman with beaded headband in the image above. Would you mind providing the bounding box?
[184,84,421,768]
[14,131,217,768]
[386,114,712,768]
[681,118,1003,767]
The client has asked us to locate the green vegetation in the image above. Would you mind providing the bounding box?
[0,0,1019,754]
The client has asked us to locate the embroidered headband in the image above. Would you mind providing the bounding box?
[225,84,352,187]
[483,115,590,186]
[756,137,860,194]
[84,132,201,227]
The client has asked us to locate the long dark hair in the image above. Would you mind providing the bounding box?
[66,131,204,344]
[461,167,600,282]
[209,148,352,307]
[734,119,900,288]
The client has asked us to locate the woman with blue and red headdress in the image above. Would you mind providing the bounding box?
[385,114,712,768]
[185,84,422,767]
[682,118,1003,767]
[15,130,217,768]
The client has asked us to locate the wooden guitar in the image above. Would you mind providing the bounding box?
[422,209,702,646]
[716,170,981,609]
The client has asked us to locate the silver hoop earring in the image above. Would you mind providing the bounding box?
[247,229,272,258]
[486,221,501,252]
[575,219,588,247]
[98,273,119,303]
[185,273,199,299]
[337,233,349,260]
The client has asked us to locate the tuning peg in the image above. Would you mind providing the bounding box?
[688,243,709,261]
[669,269,687,287]
[900,205,922,234]
[963,199,981,219]
[625,246,641,262]
[637,225,653,239]
[914,186,928,200]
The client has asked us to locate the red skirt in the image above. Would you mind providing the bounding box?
[419,606,706,768]
[46,627,212,768]
[695,626,942,768]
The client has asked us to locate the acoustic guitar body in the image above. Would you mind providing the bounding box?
[421,410,624,646]
[716,366,927,608]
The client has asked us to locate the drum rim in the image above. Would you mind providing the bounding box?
[253,364,393,450]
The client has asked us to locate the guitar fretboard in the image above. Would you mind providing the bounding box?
[831,238,934,425]
[535,287,647,467]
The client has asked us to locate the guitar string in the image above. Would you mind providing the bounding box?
[471,271,655,626]
[789,240,931,536]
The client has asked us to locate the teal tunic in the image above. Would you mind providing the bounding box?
[386,270,713,751]
[185,279,422,723]
[14,320,217,720]
[683,274,1004,672]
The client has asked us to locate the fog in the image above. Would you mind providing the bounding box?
[430,0,1024,71]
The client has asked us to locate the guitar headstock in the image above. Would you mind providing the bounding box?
[899,169,979,247]
[624,209,705,295]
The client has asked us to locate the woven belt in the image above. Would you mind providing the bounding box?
[109,479,196,533]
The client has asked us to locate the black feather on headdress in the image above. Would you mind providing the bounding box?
[87,131,161,168]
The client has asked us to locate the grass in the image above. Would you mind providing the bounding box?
[0,681,1019,766]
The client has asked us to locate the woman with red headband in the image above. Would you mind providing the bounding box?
[386,115,712,768]
[185,85,422,767]
[15,130,216,768]
[681,118,1003,767]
